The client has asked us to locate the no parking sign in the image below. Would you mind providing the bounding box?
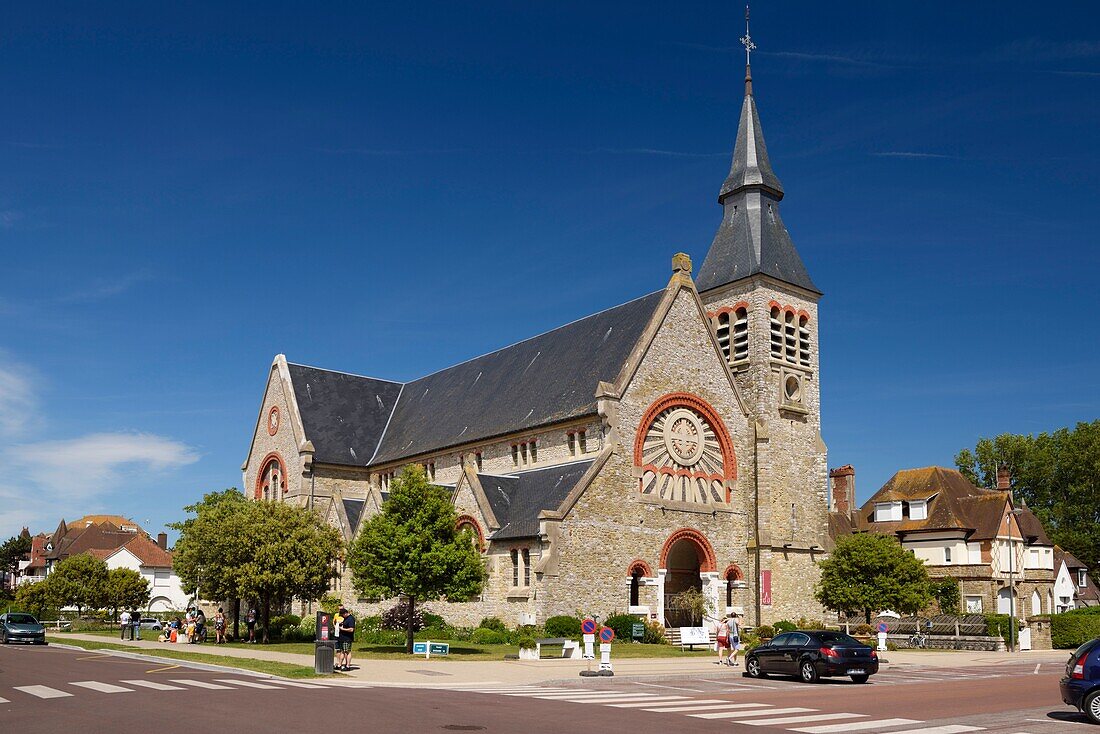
[598,626,614,672]
[582,618,597,660]
[599,626,615,643]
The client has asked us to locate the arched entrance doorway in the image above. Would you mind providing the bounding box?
[997,586,1015,615]
[660,529,716,627]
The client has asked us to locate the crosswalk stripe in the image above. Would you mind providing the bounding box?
[791,718,923,733]
[690,707,814,720]
[121,680,186,691]
[646,702,770,713]
[265,679,326,689]
[169,679,234,690]
[0,696,9,703]
[70,681,134,694]
[13,685,72,699]
[567,695,668,704]
[528,692,653,699]
[214,679,280,690]
[606,697,691,707]
[865,727,984,734]
[743,713,869,726]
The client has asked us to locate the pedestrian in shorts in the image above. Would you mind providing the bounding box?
[337,607,355,672]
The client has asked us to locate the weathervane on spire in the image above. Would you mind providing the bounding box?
[740,4,756,66]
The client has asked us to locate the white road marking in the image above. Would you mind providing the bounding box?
[569,696,669,704]
[265,679,326,689]
[13,685,72,699]
[70,681,133,694]
[791,718,923,733]
[0,696,9,703]
[871,727,984,734]
[743,713,870,726]
[527,691,652,700]
[700,678,780,689]
[645,702,770,713]
[690,707,814,720]
[214,679,280,689]
[634,681,705,692]
[1034,663,1041,674]
[605,696,691,707]
[169,679,233,690]
[121,680,185,691]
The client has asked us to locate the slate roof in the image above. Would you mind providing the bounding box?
[696,80,819,296]
[342,499,365,535]
[856,467,1054,544]
[286,363,402,466]
[291,291,663,468]
[478,460,595,540]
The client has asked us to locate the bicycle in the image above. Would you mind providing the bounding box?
[907,631,928,648]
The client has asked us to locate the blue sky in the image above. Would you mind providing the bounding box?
[1,2,1098,541]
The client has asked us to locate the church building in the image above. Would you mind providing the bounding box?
[242,60,830,627]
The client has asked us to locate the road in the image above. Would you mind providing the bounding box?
[0,644,1091,734]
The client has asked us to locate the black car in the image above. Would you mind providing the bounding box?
[745,630,878,683]
[0,612,47,645]
[1060,637,1100,724]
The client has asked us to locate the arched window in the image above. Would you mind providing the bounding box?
[630,568,642,607]
[732,307,749,362]
[724,564,744,607]
[769,303,811,367]
[713,305,749,365]
[798,314,811,367]
[770,306,783,359]
[256,454,286,501]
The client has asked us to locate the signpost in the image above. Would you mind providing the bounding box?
[598,626,615,673]
[412,641,450,659]
[581,618,596,660]
[876,622,888,652]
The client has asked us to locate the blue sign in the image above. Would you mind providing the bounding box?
[429,642,450,655]
[877,623,888,634]
[413,642,428,654]
[599,626,615,643]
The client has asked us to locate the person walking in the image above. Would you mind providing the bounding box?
[214,608,226,644]
[714,615,730,665]
[132,609,142,640]
[337,607,355,672]
[726,612,742,667]
[119,609,132,640]
[246,607,257,643]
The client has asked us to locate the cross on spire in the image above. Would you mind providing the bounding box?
[740,4,756,95]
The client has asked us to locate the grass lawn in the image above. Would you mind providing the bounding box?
[74,629,714,660]
[49,636,325,678]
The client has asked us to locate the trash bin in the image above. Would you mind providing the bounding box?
[315,641,335,674]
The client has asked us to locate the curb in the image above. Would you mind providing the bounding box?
[49,642,303,680]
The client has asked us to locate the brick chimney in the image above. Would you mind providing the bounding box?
[829,465,856,519]
[156,532,168,551]
[996,466,1011,491]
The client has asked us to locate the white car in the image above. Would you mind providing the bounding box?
[139,618,163,630]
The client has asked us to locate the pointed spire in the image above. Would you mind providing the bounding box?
[741,5,755,97]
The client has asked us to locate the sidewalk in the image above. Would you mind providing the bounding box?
[54,634,1070,686]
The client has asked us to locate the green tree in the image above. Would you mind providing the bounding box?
[816,533,932,622]
[105,568,151,620]
[48,553,109,616]
[173,488,342,643]
[172,489,252,638]
[955,421,1100,577]
[349,466,485,653]
[15,580,62,619]
[929,577,960,615]
[0,532,32,581]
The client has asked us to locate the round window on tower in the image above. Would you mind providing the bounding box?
[784,374,802,403]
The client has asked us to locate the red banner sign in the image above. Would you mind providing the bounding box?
[760,570,772,606]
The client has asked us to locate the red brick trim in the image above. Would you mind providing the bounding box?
[455,515,485,552]
[723,563,744,581]
[627,559,654,578]
[707,302,750,321]
[767,300,811,323]
[659,528,717,573]
[633,392,738,483]
[255,452,288,499]
[267,405,280,436]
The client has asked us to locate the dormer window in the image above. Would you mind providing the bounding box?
[874,501,903,522]
[908,499,928,521]
[1079,569,1088,588]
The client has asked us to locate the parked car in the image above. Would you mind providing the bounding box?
[139,618,163,630]
[1060,638,1100,724]
[0,612,47,645]
[745,630,878,683]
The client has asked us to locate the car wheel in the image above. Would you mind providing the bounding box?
[850,674,869,684]
[745,657,766,678]
[1085,690,1100,725]
[800,660,819,683]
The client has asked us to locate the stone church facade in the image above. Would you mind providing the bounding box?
[242,66,830,627]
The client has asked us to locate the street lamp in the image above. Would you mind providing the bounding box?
[1007,508,1025,652]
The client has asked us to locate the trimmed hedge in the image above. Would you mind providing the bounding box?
[470,627,505,644]
[1052,609,1100,649]
[604,613,640,642]
[544,615,582,638]
[477,617,507,632]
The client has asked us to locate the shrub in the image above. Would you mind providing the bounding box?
[796,617,825,630]
[517,636,537,650]
[470,627,505,644]
[604,613,641,643]
[361,615,383,632]
[984,614,1016,647]
[382,601,424,632]
[544,615,582,638]
[852,623,874,637]
[296,614,317,641]
[318,594,343,614]
[773,620,796,633]
[422,612,446,629]
[641,620,667,645]
[360,629,406,645]
[478,616,507,632]
[269,614,301,638]
[754,624,775,639]
[1052,610,1100,649]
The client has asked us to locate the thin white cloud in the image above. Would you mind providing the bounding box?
[9,432,199,500]
[53,269,154,305]
[999,38,1100,60]
[588,147,727,158]
[0,210,22,229]
[0,358,38,437]
[873,151,957,160]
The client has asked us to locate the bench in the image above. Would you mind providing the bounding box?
[535,637,582,659]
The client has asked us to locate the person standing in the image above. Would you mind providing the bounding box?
[214,608,226,644]
[337,607,355,672]
[332,609,345,669]
[246,607,257,643]
[132,609,142,640]
[119,609,132,640]
[714,616,730,665]
[726,613,742,667]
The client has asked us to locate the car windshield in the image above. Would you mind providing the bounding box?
[817,632,862,646]
[1071,639,1097,660]
[6,614,38,625]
